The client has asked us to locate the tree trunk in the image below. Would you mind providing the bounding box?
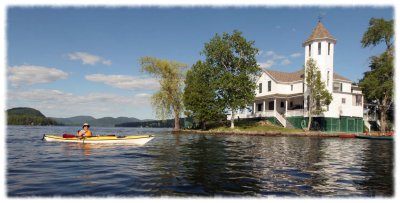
[307,112,312,131]
[307,97,312,131]
[380,94,388,132]
[380,110,386,132]
[202,121,206,130]
[174,112,180,131]
[230,110,235,129]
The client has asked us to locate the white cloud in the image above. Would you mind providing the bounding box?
[258,60,274,69]
[68,52,112,66]
[264,51,286,60]
[85,74,159,91]
[8,65,68,87]
[258,50,304,70]
[281,59,291,65]
[7,89,152,118]
[290,52,302,58]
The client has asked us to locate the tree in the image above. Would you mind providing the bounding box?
[359,18,394,132]
[202,30,261,128]
[140,56,187,131]
[359,51,393,132]
[361,18,393,50]
[183,61,225,130]
[305,58,333,131]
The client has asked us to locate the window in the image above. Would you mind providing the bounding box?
[268,81,271,92]
[259,83,262,93]
[281,102,284,108]
[333,82,341,92]
[290,102,293,108]
[318,42,321,55]
[291,84,293,91]
[328,43,331,55]
[268,101,274,110]
[340,83,343,92]
[353,95,362,106]
[257,103,262,112]
[308,44,311,56]
[342,98,346,104]
[327,71,330,87]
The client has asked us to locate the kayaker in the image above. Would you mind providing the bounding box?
[77,123,93,138]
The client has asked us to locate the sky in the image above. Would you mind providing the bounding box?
[6,6,393,119]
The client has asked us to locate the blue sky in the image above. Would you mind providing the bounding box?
[6,6,393,119]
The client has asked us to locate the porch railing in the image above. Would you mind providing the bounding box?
[285,109,305,117]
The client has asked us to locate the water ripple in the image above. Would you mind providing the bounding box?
[6,126,394,197]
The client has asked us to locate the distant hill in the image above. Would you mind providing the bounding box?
[7,107,146,127]
[51,116,141,127]
[116,118,188,128]
[50,116,96,126]
[7,107,46,117]
[90,117,141,127]
[7,107,59,126]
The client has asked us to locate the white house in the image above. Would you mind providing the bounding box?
[229,22,364,132]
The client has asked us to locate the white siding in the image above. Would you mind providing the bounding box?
[256,72,303,97]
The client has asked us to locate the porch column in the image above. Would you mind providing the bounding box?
[263,100,266,112]
[253,102,256,114]
[274,98,276,111]
[285,99,288,116]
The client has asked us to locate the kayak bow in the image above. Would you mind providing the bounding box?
[42,134,154,145]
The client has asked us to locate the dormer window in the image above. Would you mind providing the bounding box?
[318,42,321,55]
[268,81,271,92]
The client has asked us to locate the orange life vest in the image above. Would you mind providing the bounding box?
[84,130,93,137]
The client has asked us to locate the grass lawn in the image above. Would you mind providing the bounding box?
[209,120,304,133]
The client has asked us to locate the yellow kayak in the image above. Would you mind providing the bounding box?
[42,134,154,145]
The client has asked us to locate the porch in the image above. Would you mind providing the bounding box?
[252,95,305,118]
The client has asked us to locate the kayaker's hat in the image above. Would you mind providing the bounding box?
[83,123,90,128]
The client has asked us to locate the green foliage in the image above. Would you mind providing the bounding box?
[7,107,45,117]
[359,18,394,132]
[360,51,393,102]
[183,61,225,129]
[305,59,333,130]
[140,56,187,130]
[202,30,261,128]
[361,18,393,50]
[7,109,59,126]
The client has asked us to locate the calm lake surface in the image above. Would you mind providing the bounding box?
[7,125,394,197]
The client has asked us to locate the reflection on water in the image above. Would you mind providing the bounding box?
[7,126,393,197]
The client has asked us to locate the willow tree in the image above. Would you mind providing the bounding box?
[305,58,333,131]
[140,56,187,131]
[203,30,261,128]
[359,18,394,132]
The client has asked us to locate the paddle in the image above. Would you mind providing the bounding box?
[63,134,116,138]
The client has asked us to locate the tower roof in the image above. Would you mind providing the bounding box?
[303,22,336,46]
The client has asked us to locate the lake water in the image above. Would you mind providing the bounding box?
[6,125,394,197]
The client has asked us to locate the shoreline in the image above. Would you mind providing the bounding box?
[178,129,354,137]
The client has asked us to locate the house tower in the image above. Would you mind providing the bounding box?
[303,21,336,92]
